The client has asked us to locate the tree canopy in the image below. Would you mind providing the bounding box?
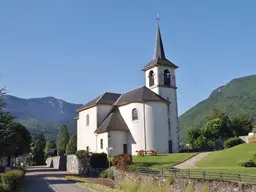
[56,124,69,156]
[66,132,77,155]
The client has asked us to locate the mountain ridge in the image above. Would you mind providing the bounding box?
[179,74,256,142]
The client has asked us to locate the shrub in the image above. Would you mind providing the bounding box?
[1,168,25,191]
[75,150,89,160]
[90,153,108,168]
[223,137,245,149]
[99,169,114,179]
[112,154,132,170]
[239,160,256,167]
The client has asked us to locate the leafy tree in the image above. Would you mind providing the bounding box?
[45,140,56,158]
[56,124,69,156]
[66,132,77,155]
[231,116,253,136]
[9,122,31,157]
[31,134,46,165]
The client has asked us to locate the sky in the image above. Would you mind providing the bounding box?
[1,1,256,115]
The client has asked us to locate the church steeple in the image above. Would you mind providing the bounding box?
[154,20,166,59]
[142,17,178,71]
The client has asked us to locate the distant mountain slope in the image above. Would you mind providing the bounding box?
[3,95,82,139]
[179,74,256,142]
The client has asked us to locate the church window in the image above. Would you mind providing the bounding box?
[132,108,138,121]
[100,139,103,149]
[148,70,154,86]
[163,69,171,85]
[86,114,89,126]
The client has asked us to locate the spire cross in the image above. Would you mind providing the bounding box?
[156,14,160,22]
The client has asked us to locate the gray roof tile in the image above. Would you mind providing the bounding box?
[95,107,129,134]
[115,86,169,106]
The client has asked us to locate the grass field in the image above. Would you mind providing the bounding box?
[132,152,197,168]
[195,143,256,174]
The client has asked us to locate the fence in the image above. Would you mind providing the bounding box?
[128,167,256,184]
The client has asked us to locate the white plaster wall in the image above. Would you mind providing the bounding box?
[96,132,108,153]
[144,102,169,153]
[97,105,114,126]
[145,66,180,153]
[118,103,145,155]
[109,131,128,156]
[77,107,97,152]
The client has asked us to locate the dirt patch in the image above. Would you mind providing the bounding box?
[84,177,116,188]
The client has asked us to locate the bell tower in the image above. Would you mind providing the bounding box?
[142,17,180,153]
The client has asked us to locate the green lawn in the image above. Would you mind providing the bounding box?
[195,143,256,175]
[132,153,197,168]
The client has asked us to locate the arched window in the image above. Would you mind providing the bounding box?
[86,114,89,126]
[132,108,138,121]
[163,69,171,85]
[148,70,154,86]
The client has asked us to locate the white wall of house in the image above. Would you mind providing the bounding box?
[144,101,169,153]
[109,131,128,156]
[96,132,108,153]
[77,106,97,152]
[118,103,145,155]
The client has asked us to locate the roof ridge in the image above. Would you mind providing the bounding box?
[95,92,106,103]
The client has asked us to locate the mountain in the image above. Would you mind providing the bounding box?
[3,95,82,139]
[179,74,256,142]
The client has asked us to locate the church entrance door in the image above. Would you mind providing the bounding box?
[168,140,172,153]
[123,144,128,154]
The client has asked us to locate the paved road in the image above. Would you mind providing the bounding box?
[23,166,90,192]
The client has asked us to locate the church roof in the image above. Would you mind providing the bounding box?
[76,92,121,112]
[95,107,129,134]
[115,86,169,106]
[142,21,178,71]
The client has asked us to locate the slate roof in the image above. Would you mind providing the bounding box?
[95,107,129,134]
[76,92,121,112]
[115,86,169,106]
[142,21,178,71]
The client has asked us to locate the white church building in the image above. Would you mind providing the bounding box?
[76,21,180,155]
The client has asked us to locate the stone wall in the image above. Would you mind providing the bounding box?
[46,156,67,171]
[113,168,256,192]
[66,155,80,174]
[46,155,82,174]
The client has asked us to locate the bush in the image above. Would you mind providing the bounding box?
[112,154,132,170]
[99,169,114,179]
[75,150,89,160]
[239,160,256,167]
[90,153,108,168]
[1,168,25,191]
[223,137,245,149]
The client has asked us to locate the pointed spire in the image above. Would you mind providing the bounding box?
[154,15,166,59]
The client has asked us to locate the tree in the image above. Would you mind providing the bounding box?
[31,134,46,165]
[231,116,253,136]
[45,140,56,158]
[9,122,31,157]
[66,132,77,155]
[56,124,69,156]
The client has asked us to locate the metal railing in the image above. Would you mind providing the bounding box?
[127,167,256,184]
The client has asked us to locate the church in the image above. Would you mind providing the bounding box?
[76,21,180,155]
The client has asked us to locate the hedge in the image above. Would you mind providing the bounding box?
[223,137,245,149]
[1,168,26,192]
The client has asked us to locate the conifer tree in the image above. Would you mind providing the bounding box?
[56,124,69,156]
[66,132,77,155]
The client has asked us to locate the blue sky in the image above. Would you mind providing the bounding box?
[1,1,256,115]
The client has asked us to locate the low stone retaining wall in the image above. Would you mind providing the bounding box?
[113,168,256,192]
[46,155,81,173]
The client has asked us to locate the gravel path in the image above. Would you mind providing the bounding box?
[23,166,90,192]
[174,152,210,169]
